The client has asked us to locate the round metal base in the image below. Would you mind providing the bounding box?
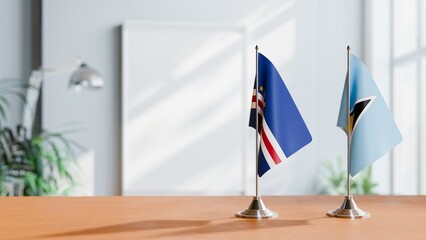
[327,195,370,219]
[236,196,278,219]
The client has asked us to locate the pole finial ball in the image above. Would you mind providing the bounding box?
[255,45,259,50]
[347,45,351,50]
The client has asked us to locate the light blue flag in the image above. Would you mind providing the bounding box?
[337,53,402,176]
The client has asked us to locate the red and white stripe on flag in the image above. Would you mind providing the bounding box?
[251,89,265,117]
[251,89,286,170]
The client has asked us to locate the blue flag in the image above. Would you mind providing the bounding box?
[249,53,312,177]
[337,53,402,176]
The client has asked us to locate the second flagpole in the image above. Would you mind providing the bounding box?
[346,45,351,198]
[326,46,369,219]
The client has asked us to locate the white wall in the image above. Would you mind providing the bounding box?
[0,0,32,127]
[365,0,426,195]
[42,0,363,195]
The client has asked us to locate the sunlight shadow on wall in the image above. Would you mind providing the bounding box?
[122,0,298,195]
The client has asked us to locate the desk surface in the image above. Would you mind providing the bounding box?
[0,196,425,239]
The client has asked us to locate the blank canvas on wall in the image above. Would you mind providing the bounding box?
[121,21,248,195]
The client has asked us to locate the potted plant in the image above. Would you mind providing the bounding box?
[0,79,79,196]
[319,156,378,195]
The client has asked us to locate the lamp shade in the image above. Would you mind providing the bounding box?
[69,63,104,90]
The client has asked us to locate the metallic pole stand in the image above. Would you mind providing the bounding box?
[236,45,277,219]
[327,46,369,219]
[327,195,369,218]
[236,196,277,218]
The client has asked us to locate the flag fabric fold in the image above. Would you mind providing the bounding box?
[249,53,312,177]
[337,53,402,176]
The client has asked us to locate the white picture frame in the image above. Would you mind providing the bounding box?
[121,21,249,195]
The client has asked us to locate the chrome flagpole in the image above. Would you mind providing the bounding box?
[236,45,277,219]
[327,46,369,219]
[256,44,260,199]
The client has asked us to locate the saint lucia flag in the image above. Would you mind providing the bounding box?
[337,53,402,176]
[249,53,312,177]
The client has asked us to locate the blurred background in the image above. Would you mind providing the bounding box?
[0,0,424,196]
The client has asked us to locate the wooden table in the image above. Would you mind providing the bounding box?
[0,196,425,239]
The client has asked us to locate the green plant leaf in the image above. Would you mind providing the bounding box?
[319,157,378,195]
[0,123,80,196]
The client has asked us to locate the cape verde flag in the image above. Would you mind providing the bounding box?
[249,53,312,177]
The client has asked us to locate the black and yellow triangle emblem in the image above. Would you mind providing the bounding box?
[349,96,376,133]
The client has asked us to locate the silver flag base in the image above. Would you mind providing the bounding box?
[236,196,278,219]
[327,195,370,219]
